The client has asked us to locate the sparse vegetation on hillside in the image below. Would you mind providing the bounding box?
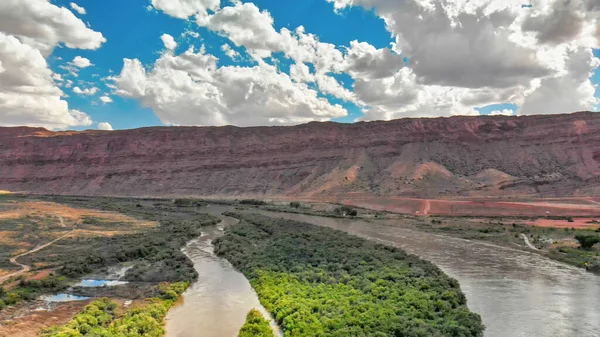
[215,212,485,336]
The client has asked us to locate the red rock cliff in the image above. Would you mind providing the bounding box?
[1,112,600,198]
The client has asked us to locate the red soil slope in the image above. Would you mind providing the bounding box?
[1,112,600,208]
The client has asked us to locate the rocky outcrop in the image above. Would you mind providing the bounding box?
[1,112,600,198]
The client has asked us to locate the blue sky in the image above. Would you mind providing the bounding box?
[1,0,599,130]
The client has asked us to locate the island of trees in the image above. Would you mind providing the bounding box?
[215,212,485,336]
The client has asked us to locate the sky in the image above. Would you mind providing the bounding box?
[1,0,600,131]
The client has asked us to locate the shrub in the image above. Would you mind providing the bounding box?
[239,199,267,206]
[333,206,357,216]
[289,201,301,208]
[174,199,204,207]
[575,235,600,250]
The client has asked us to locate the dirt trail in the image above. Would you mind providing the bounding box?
[420,200,431,216]
[0,230,74,283]
[521,234,539,251]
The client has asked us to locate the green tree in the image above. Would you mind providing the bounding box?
[575,235,600,250]
[238,309,273,337]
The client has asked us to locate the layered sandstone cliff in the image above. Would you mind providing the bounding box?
[1,112,600,198]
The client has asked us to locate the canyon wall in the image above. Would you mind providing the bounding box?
[1,112,600,198]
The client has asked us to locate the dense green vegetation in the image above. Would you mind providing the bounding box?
[42,282,189,337]
[215,213,484,337]
[238,309,274,337]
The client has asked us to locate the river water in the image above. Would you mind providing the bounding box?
[248,210,600,337]
[165,206,600,337]
[165,205,281,337]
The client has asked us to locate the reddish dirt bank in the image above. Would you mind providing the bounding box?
[1,111,600,199]
[333,196,600,217]
[0,301,90,337]
[525,218,600,229]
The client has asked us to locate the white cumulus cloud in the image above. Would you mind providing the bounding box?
[0,0,106,56]
[0,0,105,129]
[324,0,600,120]
[97,121,113,130]
[99,95,113,104]
[117,0,600,125]
[489,109,516,116]
[69,2,86,15]
[71,56,93,68]
[73,86,99,96]
[0,32,93,129]
[151,0,220,19]
[160,34,177,50]
[111,45,346,126]
[221,44,240,59]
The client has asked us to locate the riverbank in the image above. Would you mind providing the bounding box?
[381,214,600,275]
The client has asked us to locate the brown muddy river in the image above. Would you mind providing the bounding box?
[165,205,281,337]
[167,206,600,337]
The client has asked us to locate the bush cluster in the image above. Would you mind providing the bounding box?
[575,235,600,250]
[239,199,267,206]
[238,309,273,337]
[333,205,357,216]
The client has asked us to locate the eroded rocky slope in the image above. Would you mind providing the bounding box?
[1,112,600,198]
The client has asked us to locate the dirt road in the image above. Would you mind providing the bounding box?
[0,230,74,283]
